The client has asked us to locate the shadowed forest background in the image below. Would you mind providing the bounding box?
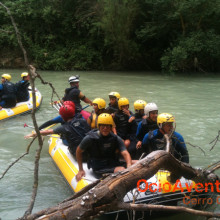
[0,0,219,73]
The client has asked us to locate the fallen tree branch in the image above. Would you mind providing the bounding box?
[20,150,220,220]
[209,164,220,173]
[117,202,220,218]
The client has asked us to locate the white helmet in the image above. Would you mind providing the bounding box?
[144,102,158,117]
[69,75,79,83]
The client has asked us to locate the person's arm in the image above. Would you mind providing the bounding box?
[122,109,131,117]
[136,121,143,140]
[76,146,85,181]
[0,100,6,108]
[121,150,132,168]
[128,116,135,123]
[141,133,150,153]
[175,133,189,163]
[112,121,117,134]
[79,91,92,105]
[82,96,92,105]
[117,136,131,167]
[24,129,54,139]
[112,126,117,135]
[39,116,63,130]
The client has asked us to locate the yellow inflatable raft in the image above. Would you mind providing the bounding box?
[0,88,42,121]
[48,135,213,207]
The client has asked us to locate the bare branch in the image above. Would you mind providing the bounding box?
[185,142,206,156]
[23,136,45,217]
[0,137,37,180]
[210,164,220,173]
[209,130,220,151]
[35,71,61,104]
[173,136,206,156]
[204,160,220,174]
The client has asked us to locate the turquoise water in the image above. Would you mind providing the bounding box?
[0,69,220,219]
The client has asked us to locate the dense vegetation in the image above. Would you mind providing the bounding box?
[0,0,219,73]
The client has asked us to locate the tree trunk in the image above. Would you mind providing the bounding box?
[21,150,220,220]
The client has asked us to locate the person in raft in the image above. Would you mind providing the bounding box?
[25,101,91,156]
[76,113,133,181]
[142,113,189,163]
[136,102,159,149]
[87,98,117,134]
[16,72,30,102]
[129,99,147,126]
[62,75,92,113]
[113,97,137,158]
[87,98,107,129]
[106,91,120,114]
[0,74,17,110]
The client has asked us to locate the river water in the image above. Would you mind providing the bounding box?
[0,69,220,220]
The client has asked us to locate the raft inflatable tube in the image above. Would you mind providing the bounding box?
[48,135,214,209]
[0,87,42,121]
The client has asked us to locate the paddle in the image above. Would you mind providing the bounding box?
[24,123,34,129]
[51,101,62,112]
[51,101,90,112]
[24,123,57,130]
[82,104,90,110]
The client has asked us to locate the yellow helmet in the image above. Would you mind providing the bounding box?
[108,92,120,100]
[134,100,147,111]
[118,97,129,110]
[93,98,106,109]
[157,113,175,127]
[21,72,29,78]
[97,113,113,127]
[1,74,11,81]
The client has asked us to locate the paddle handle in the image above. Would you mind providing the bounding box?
[82,104,90,110]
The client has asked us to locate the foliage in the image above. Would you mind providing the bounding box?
[95,0,140,69]
[0,0,219,72]
[161,31,220,73]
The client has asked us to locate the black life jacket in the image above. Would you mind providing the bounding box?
[63,86,82,112]
[1,82,16,108]
[142,118,158,132]
[137,118,158,141]
[16,80,30,102]
[64,114,91,153]
[134,113,143,125]
[114,110,136,139]
[106,103,119,114]
[86,130,119,160]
